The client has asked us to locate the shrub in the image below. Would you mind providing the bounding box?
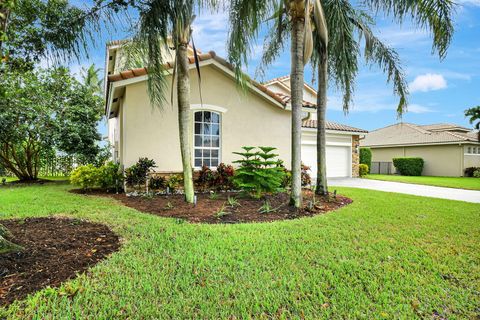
[214,163,235,190]
[232,146,286,198]
[98,161,123,191]
[359,164,369,177]
[359,148,372,173]
[149,176,167,190]
[125,158,156,187]
[70,164,101,190]
[167,174,183,192]
[392,157,424,176]
[464,167,480,177]
[473,169,480,178]
[196,165,215,191]
[301,163,312,186]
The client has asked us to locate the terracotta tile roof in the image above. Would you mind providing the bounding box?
[302,119,368,133]
[362,122,479,147]
[107,51,287,106]
[275,93,317,108]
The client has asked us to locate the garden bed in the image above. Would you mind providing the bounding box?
[74,190,352,224]
[0,217,120,306]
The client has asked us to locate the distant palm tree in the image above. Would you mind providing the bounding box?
[465,106,480,139]
[81,64,103,95]
[310,0,455,195]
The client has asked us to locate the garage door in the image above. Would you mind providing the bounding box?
[301,144,351,178]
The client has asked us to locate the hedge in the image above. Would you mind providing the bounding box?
[359,164,369,177]
[359,148,372,173]
[392,157,424,176]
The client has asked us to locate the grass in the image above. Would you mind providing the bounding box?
[365,174,480,191]
[0,184,479,319]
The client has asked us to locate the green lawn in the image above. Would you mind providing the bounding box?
[0,184,479,319]
[365,174,480,191]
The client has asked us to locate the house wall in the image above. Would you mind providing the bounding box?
[464,144,480,169]
[370,144,464,176]
[120,64,292,170]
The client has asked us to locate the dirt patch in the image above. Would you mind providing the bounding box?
[74,190,352,224]
[0,217,120,306]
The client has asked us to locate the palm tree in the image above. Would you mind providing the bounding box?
[311,0,455,195]
[465,106,480,139]
[81,64,103,95]
[227,0,327,208]
[132,0,218,203]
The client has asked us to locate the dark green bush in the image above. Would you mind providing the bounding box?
[359,148,372,173]
[359,164,369,177]
[392,158,424,176]
[125,158,156,187]
[232,146,286,198]
[464,167,480,177]
[149,176,167,190]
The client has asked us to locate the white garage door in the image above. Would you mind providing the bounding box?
[301,144,351,178]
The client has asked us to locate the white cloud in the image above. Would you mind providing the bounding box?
[409,73,447,93]
[407,104,435,114]
[192,13,228,56]
[456,0,480,6]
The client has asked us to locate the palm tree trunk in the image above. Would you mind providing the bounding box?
[289,1,305,208]
[316,50,328,195]
[176,43,195,203]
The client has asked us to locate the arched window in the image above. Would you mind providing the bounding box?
[194,111,221,167]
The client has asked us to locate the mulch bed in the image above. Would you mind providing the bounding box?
[0,217,120,307]
[74,190,352,224]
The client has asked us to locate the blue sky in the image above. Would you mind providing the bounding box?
[70,1,480,133]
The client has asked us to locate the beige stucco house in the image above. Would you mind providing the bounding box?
[361,123,480,176]
[104,41,367,178]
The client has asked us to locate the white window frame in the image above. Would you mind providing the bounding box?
[192,109,222,169]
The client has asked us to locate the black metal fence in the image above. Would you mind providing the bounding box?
[370,162,394,175]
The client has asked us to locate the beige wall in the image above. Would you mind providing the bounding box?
[119,64,292,170]
[371,144,464,176]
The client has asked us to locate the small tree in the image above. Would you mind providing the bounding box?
[233,147,286,199]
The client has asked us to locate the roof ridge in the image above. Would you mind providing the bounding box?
[402,122,431,134]
[445,131,471,141]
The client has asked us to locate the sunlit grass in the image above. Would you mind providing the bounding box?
[0,184,478,319]
[365,174,480,191]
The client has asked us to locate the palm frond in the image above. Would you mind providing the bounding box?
[351,11,408,116]
[361,0,456,59]
[227,0,276,86]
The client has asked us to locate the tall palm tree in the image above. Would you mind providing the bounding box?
[227,0,327,208]
[133,0,218,204]
[310,0,455,195]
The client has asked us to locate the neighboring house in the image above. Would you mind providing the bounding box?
[105,41,367,178]
[361,123,480,176]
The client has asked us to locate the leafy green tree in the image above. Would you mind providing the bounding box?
[465,106,480,139]
[0,66,103,181]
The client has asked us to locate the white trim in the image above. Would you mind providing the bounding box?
[192,110,222,169]
[190,104,228,113]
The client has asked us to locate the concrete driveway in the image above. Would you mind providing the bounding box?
[328,178,480,203]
